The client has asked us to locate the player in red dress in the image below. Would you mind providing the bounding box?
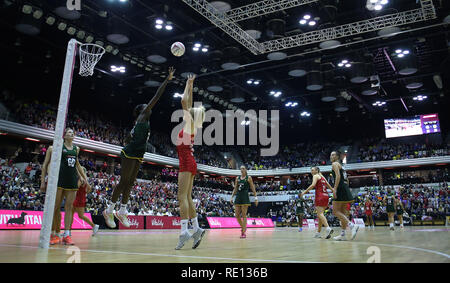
[175,74,206,250]
[301,167,335,239]
[70,167,99,236]
[364,196,375,229]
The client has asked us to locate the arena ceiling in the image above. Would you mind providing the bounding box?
[1,0,450,141]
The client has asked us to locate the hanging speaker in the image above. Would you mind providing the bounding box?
[349,62,369,83]
[306,71,323,91]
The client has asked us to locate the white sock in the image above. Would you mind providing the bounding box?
[326,227,331,231]
[119,204,128,215]
[106,201,115,214]
[390,223,394,228]
[64,230,70,237]
[191,217,199,231]
[181,219,189,234]
[348,222,354,229]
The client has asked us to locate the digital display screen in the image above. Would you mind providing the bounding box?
[384,114,441,138]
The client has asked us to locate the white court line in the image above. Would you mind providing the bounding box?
[0,243,323,263]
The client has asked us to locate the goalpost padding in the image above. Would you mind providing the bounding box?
[38,39,78,249]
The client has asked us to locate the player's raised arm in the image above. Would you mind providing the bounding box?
[181,74,195,111]
[138,67,175,122]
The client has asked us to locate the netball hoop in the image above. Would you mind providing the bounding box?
[78,43,105,77]
[38,39,104,249]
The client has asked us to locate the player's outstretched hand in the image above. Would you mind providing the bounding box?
[187,73,196,83]
[168,67,175,80]
[255,199,259,207]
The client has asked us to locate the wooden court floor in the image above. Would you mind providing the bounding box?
[0,226,448,263]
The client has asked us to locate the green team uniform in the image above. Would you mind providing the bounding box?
[331,163,354,203]
[121,121,150,162]
[386,195,395,213]
[396,202,404,215]
[296,198,307,214]
[57,144,79,190]
[234,176,251,206]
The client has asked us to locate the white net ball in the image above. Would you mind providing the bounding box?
[171,42,185,57]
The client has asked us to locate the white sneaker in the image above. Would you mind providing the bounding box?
[92,224,99,236]
[325,228,334,239]
[313,233,321,238]
[102,210,116,228]
[350,225,359,240]
[114,212,130,228]
[192,228,206,249]
[333,234,347,241]
[175,232,192,250]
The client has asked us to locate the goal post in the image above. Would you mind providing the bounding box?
[38,39,104,249]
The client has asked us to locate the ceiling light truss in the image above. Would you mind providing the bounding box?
[224,0,319,23]
[262,1,437,53]
[181,0,261,54]
[182,0,436,55]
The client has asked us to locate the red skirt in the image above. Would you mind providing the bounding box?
[73,184,87,208]
[315,194,329,207]
[177,148,197,175]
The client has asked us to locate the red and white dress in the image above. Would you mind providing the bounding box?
[365,201,373,216]
[315,176,329,207]
[73,183,88,208]
[176,129,197,175]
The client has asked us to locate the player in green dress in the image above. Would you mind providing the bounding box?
[396,197,405,229]
[103,67,175,228]
[330,151,359,241]
[383,190,396,230]
[295,194,307,232]
[230,166,258,238]
[40,128,87,245]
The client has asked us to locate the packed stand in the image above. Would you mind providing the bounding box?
[240,142,342,170]
[356,138,450,162]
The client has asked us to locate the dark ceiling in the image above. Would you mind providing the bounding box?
[1,0,450,142]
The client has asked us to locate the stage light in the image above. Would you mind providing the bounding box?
[45,16,56,25]
[300,111,311,117]
[155,24,162,29]
[22,5,32,14]
[299,19,307,25]
[33,10,43,19]
[413,95,427,101]
[308,21,316,26]
[155,19,163,25]
[372,101,386,106]
[194,43,202,48]
[247,80,253,84]
[67,26,76,35]
[111,65,126,73]
[303,15,311,20]
[85,35,94,43]
[201,47,208,52]
[57,22,67,31]
[193,47,199,51]
[165,25,173,30]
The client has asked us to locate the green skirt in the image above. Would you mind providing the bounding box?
[235,191,251,206]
